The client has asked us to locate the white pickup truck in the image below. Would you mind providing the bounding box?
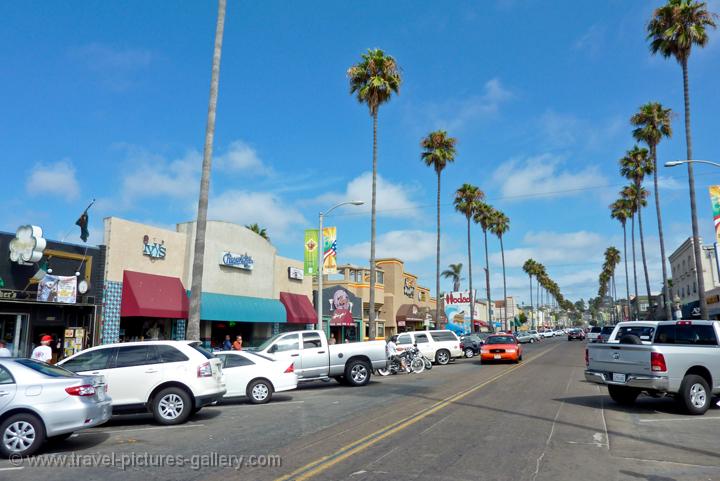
[250,330,387,386]
[585,320,720,414]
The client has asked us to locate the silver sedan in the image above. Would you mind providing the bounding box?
[0,358,112,457]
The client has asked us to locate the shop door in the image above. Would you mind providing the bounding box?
[0,313,29,357]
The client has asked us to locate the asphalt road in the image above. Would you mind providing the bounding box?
[2,338,720,481]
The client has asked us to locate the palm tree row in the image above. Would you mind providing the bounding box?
[453,186,511,331]
[521,260,571,329]
[597,247,621,322]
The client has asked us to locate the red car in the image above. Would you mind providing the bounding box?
[480,334,523,363]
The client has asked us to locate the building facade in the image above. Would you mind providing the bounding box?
[669,237,720,318]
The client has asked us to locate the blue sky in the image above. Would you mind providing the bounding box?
[3,0,720,305]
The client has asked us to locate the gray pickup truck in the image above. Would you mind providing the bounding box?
[585,320,720,414]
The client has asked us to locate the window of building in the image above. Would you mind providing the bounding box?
[693,281,697,294]
[376,322,385,338]
[376,272,384,284]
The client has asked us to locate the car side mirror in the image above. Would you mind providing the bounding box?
[268,345,277,353]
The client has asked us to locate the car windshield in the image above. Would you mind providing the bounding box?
[614,326,655,341]
[590,327,602,333]
[486,336,515,345]
[15,359,78,378]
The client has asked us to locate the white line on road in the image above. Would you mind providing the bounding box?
[638,416,720,423]
[77,423,205,435]
[613,455,720,469]
[0,467,24,472]
[219,400,305,408]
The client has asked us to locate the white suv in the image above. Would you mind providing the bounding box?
[395,330,462,365]
[59,341,225,425]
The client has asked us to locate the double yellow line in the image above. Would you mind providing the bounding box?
[276,343,560,481]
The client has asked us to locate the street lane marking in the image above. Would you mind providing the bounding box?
[613,455,720,469]
[76,423,205,435]
[638,416,720,423]
[275,344,561,481]
[0,467,24,472]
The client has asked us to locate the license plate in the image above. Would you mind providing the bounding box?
[494,354,501,359]
[612,373,626,383]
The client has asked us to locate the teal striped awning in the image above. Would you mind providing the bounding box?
[196,292,287,323]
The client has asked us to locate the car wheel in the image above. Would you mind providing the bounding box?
[607,385,640,406]
[530,339,535,343]
[435,349,450,365]
[152,387,192,425]
[247,379,273,404]
[678,374,710,415]
[464,348,475,358]
[0,413,45,458]
[344,359,371,386]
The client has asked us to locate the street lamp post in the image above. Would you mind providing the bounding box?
[665,159,718,320]
[316,201,364,339]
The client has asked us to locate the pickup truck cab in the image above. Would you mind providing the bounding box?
[250,330,386,386]
[606,321,659,345]
[585,320,720,414]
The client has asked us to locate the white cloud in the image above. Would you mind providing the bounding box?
[215,140,271,175]
[491,230,608,269]
[343,230,438,263]
[208,190,307,239]
[491,154,607,201]
[69,43,153,91]
[26,160,80,201]
[657,175,685,191]
[317,172,420,218]
[120,149,201,203]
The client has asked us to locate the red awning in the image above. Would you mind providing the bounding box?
[280,292,316,324]
[121,271,188,319]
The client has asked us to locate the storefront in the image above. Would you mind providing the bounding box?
[320,286,361,343]
[396,304,428,332]
[1,226,103,361]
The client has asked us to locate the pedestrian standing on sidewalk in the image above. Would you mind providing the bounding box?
[222,335,232,350]
[0,341,10,357]
[31,335,53,363]
[329,335,336,345]
[232,335,243,351]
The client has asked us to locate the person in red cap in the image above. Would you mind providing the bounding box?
[31,335,53,363]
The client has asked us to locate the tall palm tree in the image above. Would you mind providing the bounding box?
[648,0,717,318]
[441,263,464,292]
[522,259,538,329]
[474,203,495,331]
[489,210,510,331]
[421,130,457,325]
[631,102,673,319]
[454,183,483,330]
[623,183,650,319]
[610,199,632,320]
[348,49,401,339]
[245,223,270,242]
[620,147,654,318]
[604,247,622,322]
[187,0,227,341]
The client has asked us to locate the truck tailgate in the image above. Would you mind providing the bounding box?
[588,344,652,375]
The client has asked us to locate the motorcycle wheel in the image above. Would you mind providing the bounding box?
[377,367,390,376]
[411,357,425,373]
[424,358,433,370]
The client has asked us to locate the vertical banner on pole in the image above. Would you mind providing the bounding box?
[322,227,337,274]
[304,229,319,275]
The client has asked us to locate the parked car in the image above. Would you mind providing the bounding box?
[460,334,482,358]
[513,331,536,344]
[585,320,720,414]
[215,351,297,404]
[554,329,565,337]
[527,330,543,342]
[607,321,659,345]
[480,335,523,363]
[0,358,112,457]
[540,329,555,338]
[58,340,225,425]
[587,326,602,343]
[396,330,463,365]
[567,328,586,341]
[250,330,386,386]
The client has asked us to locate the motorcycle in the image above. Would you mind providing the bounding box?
[377,346,425,375]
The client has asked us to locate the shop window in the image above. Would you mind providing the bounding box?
[114,346,156,368]
[0,366,14,385]
[377,272,384,284]
[376,322,385,338]
[157,345,189,363]
[303,332,322,349]
[62,348,115,372]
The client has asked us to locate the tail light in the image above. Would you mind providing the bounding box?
[284,363,295,374]
[585,348,589,367]
[66,385,96,397]
[459,342,464,349]
[197,361,213,378]
[651,352,667,372]
[676,320,691,325]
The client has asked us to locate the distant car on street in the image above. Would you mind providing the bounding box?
[527,330,542,342]
[587,326,602,343]
[513,331,536,344]
[480,335,522,363]
[0,358,111,457]
[597,326,615,343]
[540,329,554,338]
[567,328,586,341]
[215,351,297,404]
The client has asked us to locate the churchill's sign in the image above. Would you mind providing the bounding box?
[221,251,254,270]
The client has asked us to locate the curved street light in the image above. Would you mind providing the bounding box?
[665,159,720,169]
[317,201,365,338]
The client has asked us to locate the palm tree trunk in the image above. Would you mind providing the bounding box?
[631,215,639,321]
[483,229,492,332]
[435,170,442,327]
[637,195,653,320]
[650,144,672,320]
[467,217,473,332]
[187,0,226,341]
[611,274,617,322]
[623,223,630,321]
[682,59,708,319]
[500,235,508,331]
[368,110,378,340]
[536,275,540,327]
[529,275,533,330]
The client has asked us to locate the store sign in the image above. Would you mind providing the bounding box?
[221,251,254,270]
[9,225,47,265]
[444,290,480,334]
[288,266,304,280]
[403,277,416,298]
[142,235,166,259]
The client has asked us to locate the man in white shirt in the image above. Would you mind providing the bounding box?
[31,335,53,363]
[0,340,11,357]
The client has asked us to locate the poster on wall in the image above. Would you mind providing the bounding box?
[37,275,77,304]
[710,186,720,243]
[304,229,319,275]
[444,290,479,334]
[322,227,337,274]
[322,286,361,326]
